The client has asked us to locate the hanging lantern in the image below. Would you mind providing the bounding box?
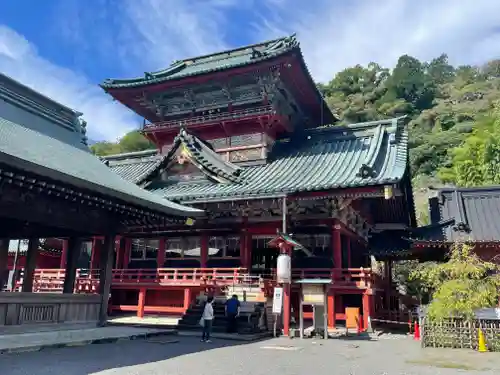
[384,185,394,200]
[276,253,291,284]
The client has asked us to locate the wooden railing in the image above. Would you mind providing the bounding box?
[143,105,274,131]
[111,267,252,285]
[290,268,373,288]
[23,267,372,293]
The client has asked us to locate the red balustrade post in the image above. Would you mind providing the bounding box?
[137,288,146,318]
[332,223,342,269]
[60,239,69,269]
[157,237,166,268]
[200,233,208,268]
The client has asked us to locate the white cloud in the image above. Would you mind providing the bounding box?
[118,0,238,71]
[0,26,138,141]
[2,0,499,143]
[254,0,500,82]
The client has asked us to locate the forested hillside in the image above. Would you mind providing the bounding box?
[92,55,500,219]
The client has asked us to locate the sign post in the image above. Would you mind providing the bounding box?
[272,287,283,337]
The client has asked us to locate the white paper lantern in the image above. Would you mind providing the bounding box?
[276,253,292,283]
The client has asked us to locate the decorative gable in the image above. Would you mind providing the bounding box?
[145,128,245,186]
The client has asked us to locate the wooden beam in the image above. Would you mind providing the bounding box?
[22,238,38,292]
[98,235,115,326]
[0,182,118,235]
[0,239,9,289]
[63,237,83,293]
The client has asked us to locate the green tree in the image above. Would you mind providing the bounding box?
[119,131,154,152]
[438,105,500,186]
[410,242,500,320]
[425,54,455,85]
[91,130,154,156]
[386,55,436,111]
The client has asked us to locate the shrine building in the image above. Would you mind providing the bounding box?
[4,35,418,334]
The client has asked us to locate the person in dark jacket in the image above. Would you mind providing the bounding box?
[225,294,240,333]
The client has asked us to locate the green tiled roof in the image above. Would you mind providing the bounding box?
[101,35,299,89]
[107,117,408,203]
[0,116,203,217]
[103,149,163,185]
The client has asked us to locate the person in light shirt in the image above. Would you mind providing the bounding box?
[200,296,214,342]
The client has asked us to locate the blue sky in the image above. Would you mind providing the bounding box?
[1,0,500,142]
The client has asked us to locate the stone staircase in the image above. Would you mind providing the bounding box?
[177,286,268,334]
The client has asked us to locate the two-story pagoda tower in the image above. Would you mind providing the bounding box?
[96,35,416,334]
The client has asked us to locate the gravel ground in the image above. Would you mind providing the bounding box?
[1,334,500,375]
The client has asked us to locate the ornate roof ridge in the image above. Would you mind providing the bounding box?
[100,34,299,89]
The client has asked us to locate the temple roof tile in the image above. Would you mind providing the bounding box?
[104,116,408,203]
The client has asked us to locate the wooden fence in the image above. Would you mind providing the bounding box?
[421,318,500,351]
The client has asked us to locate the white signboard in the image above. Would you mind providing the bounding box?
[272,287,283,314]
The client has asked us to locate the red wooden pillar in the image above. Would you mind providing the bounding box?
[283,283,291,336]
[90,238,102,271]
[123,238,132,269]
[282,243,292,337]
[327,289,336,328]
[60,239,69,269]
[157,238,166,268]
[137,288,146,318]
[200,233,208,268]
[332,223,342,268]
[183,288,192,311]
[362,293,373,332]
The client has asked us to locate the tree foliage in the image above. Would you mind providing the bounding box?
[319,55,500,190]
[409,243,500,320]
[91,131,154,156]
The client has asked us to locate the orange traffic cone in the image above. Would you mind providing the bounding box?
[413,321,421,340]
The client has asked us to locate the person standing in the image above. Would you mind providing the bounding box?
[201,296,214,342]
[225,294,240,333]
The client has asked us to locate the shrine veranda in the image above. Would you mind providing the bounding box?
[1,35,426,333]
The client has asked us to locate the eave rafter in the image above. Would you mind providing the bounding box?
[0,165,185,235]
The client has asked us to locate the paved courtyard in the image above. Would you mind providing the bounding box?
[1,334,500,375]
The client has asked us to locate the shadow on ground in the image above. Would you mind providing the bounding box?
[0,335,273,375]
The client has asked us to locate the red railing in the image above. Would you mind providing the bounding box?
[111,267,253,286]
[262,268,373,288]
[143,105,275,131]
[22,267,373,293]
